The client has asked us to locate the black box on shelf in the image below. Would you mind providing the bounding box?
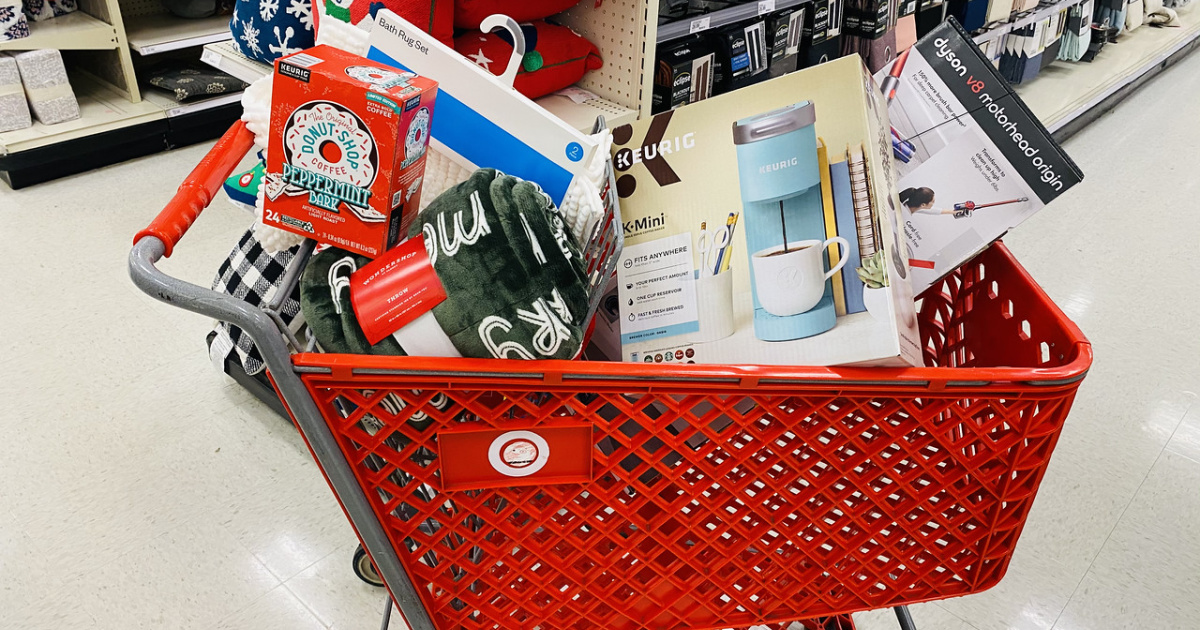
[766,7,806,78]
[653,34,718,114]
[803,34,843,66]
[710,19,772,93]
[916,0,946,37]
[802,0,844,67]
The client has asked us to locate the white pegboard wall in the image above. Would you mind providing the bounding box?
[119,0,169,19]
[556,0,653,114]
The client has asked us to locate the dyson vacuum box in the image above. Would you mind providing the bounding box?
[609,55,921,367]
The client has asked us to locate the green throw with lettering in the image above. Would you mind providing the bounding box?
[300,169,590,360]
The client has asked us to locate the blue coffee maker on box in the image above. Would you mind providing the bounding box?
[733,101,836,341]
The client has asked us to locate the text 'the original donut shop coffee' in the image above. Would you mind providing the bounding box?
[265,45,438,258]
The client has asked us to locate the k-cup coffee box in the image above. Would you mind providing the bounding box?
[603,56,922,368]
[264,45,438,258]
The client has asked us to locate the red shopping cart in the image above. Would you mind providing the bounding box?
[131,121,1091,630]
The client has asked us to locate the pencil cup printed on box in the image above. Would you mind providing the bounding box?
[609,56,921,368]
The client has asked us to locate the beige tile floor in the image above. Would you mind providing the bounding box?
[1,50,1199,630]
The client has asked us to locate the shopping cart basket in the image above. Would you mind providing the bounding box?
[130,122,1092,630]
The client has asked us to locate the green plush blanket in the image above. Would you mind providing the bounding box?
[301,169,590,360]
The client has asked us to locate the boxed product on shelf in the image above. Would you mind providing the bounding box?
[0,53,31,132]
[608,55,921,367]
[710,19,772,92]
[653,34,718,114]
[802,0,845,66]
[13,50,79,125]
[876,19,1083,295]
[766,6,807,78]
[843,0,903,71]
[948,0,989,30]
[0,0,29,41]
[262,45,438,258]
[915,0,947,36]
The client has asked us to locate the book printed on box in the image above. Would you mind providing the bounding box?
[606,56,921,368]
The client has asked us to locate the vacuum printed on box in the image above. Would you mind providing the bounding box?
[875,20,1082,295]
[608,56,921,367]
[263,45,438,258]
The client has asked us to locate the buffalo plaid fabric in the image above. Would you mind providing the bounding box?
[209,229,305,375]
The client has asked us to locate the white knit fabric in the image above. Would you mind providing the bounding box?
[418,148,474,211]
[316,15,370,55]
[241,76,272,150]
[253,186,306,253]
[559,128,612,244]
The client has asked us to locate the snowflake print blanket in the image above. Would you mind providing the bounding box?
[300,168,590,360]
[230,0,314,63]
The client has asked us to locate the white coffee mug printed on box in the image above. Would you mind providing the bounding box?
[751,237,849,316]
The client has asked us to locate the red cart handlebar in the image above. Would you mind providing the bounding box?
[133,120,256,257]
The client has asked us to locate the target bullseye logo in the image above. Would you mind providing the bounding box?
[488,431,550,477]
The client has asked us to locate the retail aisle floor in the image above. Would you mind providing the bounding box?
[3,54,1199,630]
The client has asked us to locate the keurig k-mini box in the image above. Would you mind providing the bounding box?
[607,56,921,367]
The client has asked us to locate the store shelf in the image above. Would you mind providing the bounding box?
[536,91,639,130]
[657,0,809,43]
[1015,3,1200,132]
[201,40,271,83]
[0,74,162,154]
[142,89,244,118]
[972,0,1083,45]
[0,11,119,51]
[127,13,232,55]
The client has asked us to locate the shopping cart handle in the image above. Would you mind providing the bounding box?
[134,120,255,257]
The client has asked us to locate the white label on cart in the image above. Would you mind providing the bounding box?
[616,232,699,344]
[689,16,711,34]
[488,431,550,477]
[758,0,776,14]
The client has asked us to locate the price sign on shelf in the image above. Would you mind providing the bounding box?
[758,0,776,14]
[200,48,221,68]
[689,16,711,34]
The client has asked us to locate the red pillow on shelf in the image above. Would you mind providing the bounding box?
[454,20,603,99]
[326,0,453,45]
[453,0,582,29]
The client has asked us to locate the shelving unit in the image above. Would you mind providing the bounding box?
[200,40,270,83]
[141,89,244,118]
[126,13,231,55]
[3,0,1198,185]
[1016,3,1200,134]
[0,0,243,184]
[0,73,160,153]
[0,11,119,51]
[657,0,810,43]
[972,0,1083,45]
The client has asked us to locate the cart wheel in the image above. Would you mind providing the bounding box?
[353,545,385,587]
